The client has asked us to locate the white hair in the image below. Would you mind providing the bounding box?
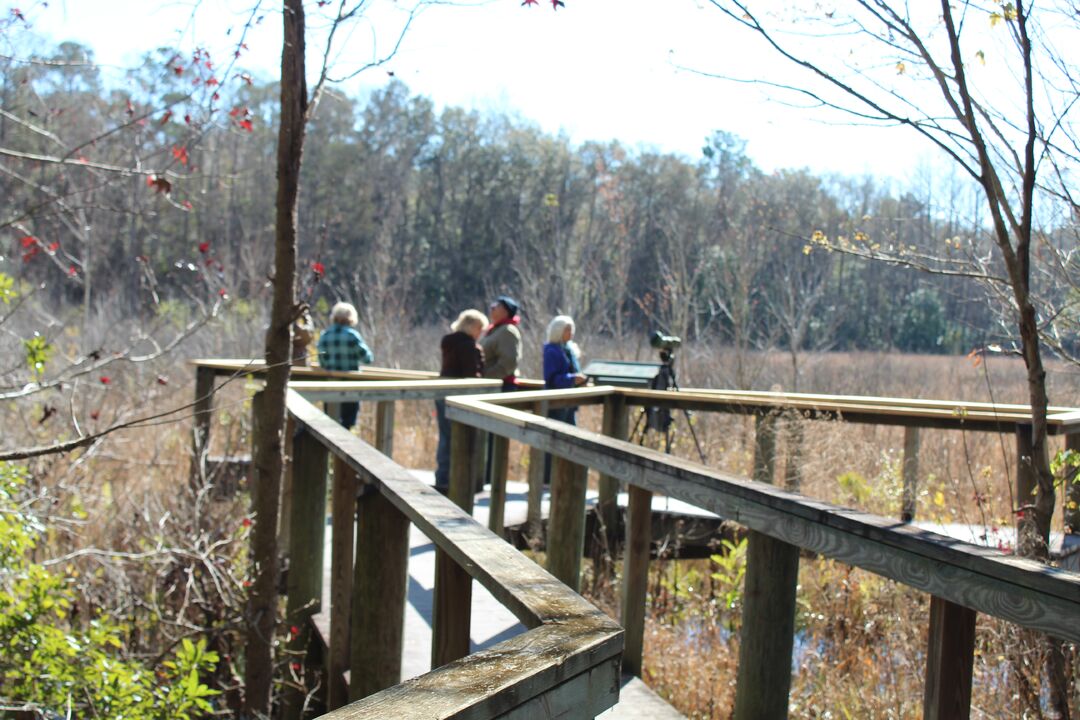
[451,309,488,333]
[546,315,575,344]
[330,302,358,326]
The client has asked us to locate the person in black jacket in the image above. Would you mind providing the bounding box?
[434,309,487,494]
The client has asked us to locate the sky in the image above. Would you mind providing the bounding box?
[12,0,947,181]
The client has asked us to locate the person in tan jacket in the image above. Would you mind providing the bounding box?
[480,295,522,391]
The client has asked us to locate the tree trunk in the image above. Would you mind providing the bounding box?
[243,1,307,716]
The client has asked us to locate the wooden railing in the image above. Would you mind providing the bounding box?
[279,386,623,718]
[195,360,1080,719]
[444,386,1080,720]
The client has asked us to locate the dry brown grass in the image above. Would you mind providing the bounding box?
[7,326,1080,717]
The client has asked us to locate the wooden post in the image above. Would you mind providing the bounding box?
[282,428,329,720]
[734,409,799,720]
[922,596,976,720]
[1065,433,1080,535]
[733,530,801,720]
[278,414,295,551]
[1016,424,1038,554]
[432,421,480,668]
[190,365,215,486]
[375,400,395,458]
[597,394,628,561]
[525,401,548,545]
[752,412,777,485]
[350,486,410,701]
[620,484,652,678]
[327,456,358,710]
[546,455,589,592]
[488,434,510,537]
[901,426,921,523]
[782,411,804,492]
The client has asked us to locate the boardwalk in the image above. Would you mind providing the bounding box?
[320,472,684,719]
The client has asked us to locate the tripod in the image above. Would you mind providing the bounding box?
[628,349,707,463]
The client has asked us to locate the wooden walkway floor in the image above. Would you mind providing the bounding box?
[320,471,684,719]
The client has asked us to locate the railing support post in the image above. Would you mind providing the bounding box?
[752,412,777,484]
[433,420,481,668]
[901,426,921,523]
[525,401,549,546]
[596,394,628,569]
[923,596,976,720]
[1065,433,1080,534]
[620,484,652,677]
[190,365,215,486]
[350,484,410,701]
[1016,424,1038,554]
[375,400,395,457]
[282,428,329,720]
[546,454,589,592]
[327,456,358,710]
[735,410,799,720]
[488,434,510,537]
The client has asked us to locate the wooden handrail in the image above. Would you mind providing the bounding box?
[446,387,1080,720]
[284,390,623,718]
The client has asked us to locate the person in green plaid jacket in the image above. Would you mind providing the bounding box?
[317,302,374,428]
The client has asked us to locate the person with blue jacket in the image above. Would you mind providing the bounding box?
[543,315,587,425]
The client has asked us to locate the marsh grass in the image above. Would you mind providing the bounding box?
[7,324,1080,717]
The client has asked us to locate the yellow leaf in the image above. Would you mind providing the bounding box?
[895,61,906,75]
[990,12,1002,27]
[934,491,945,507]
[1067,501,1077,510]
[975,50,986,65]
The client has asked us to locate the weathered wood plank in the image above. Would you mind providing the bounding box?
[283,429,329,720]
[733,530,800,720]
[597,395,629,561]
[432,421,480,669]
[498,656,621,720]
[488,434,510,538]
[282,392,623,719]
[350,487,410,701]
[752,413,777,485]
[1016,424,1038,554]
[901,426,921,523]
[526,401,549,545]
[328,455,358,710]
[445,395,1080,642]
[190,364,215,485]
[736,411,799,720]
[923,596,976,720]
[375,400,395,458]
[290,378,503,403]
[547,455,589,592]
[621,484,653,678]
[321,625,621,720]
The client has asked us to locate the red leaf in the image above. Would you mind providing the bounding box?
[125,98,134,116]
[173,65,184,76]
[239,73,253,86]
[521,0,538,5]
[229,106,243,117]
[218,289,228,298]
[206,77,219,87]
[20,235,37,248]
[242,518,253,528]
[184,114,192,125]
[90,410,100,420]
[312,261,325,277]
[171,146,189,165]
[182,200,193,210]
[47,241,59,254]
[198,242,210,254]
[156,375,169,386]
[99,376,111,385]
[159,110,173,125]
[238,119,253,132]
[68,265,78,277]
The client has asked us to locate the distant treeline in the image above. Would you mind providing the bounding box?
[3,42,1045,357]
